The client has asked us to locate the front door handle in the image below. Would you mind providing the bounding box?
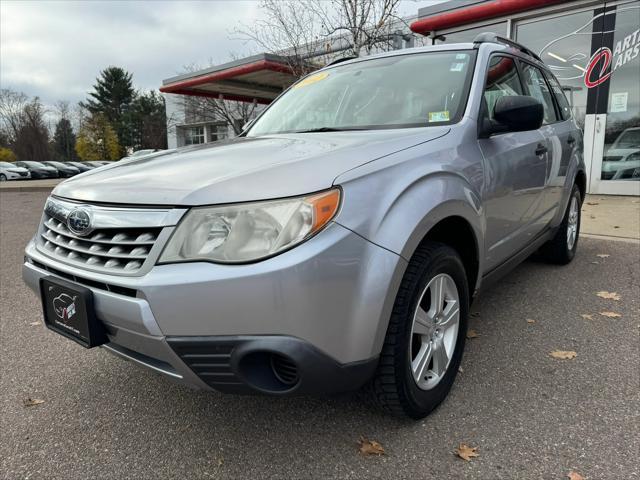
[567,135,576,145]
[535,144,548,156]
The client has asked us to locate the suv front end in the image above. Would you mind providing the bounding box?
[23,194,404,394]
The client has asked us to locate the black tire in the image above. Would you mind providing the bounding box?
[0,174,6,182]
[538,184,582,265]
[368,241,469,419]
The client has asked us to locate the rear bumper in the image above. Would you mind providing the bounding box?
[23,222,406,394]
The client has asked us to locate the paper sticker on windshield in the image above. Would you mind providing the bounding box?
[455,53,467,60]
[293,72,329,89]
[450,62,465,72]
[428,111,450,123]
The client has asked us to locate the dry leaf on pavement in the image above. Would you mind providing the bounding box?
[580,314,593,320]
[455,443,479,461]
[358,437,385,456]
[596,291,621,301]
[29,321,40,326]
[567,471,585,480]
[596,254,610,258]
[586,201,599,205]
[526,319,536,324]
[23,398,45,407]
[549,350,577,360]
[466,329,481,339]
[599,311,622,318]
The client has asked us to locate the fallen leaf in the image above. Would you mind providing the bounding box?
[596,254,610,258]
[599,311,622,318]
[549,350,577,360]
[580,314,593,320]
[23,398,45,407]
[590,215,596,219]
[586,201,599,206]
[458,367,464,373]
[217,457,224,467]
[455,443,479,461]
[596,291,621,301]
[358,437,385,456]
[470,312,480,318]
[526,319,536,324]
[613,225,620,229]
[567,471,585,480]
[466,329,481,339]
[29,321,40,326]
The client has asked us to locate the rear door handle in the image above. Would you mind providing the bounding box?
[567,136,576,145]
[535,144,548,156]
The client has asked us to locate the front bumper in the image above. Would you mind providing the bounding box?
[23,222,406,394]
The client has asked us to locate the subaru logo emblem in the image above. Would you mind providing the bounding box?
[67,208,92,236]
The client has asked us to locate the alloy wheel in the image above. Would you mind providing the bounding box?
[567,196,579,250]
[409,273,460,390]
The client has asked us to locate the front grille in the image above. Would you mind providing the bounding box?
[39,213,161,273]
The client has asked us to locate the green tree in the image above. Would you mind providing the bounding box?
[126,91,167,150]
[82,66,135,153]
[52,118,77,161]
[75,113,120,161]
[0,147,16,162]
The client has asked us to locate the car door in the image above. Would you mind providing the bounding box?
[478,55,548,271]
[520,61,571,224]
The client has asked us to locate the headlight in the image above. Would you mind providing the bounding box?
[159,188,340,264]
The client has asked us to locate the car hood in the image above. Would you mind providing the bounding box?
[604,148,639,159]
[53,128,449,206]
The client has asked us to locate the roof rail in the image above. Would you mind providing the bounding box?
[325,56,359,67]
[472,33,542,62]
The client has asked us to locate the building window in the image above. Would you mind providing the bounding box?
[185,126,205,145]
[210,125,229,142]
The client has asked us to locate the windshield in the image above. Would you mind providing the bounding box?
[613,129,640,149]
[247,50,476,136]
[22,161,46,167]
[45,161,65,167]
[0,162,15,168]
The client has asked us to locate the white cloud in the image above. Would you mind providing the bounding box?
[0,0,442,107]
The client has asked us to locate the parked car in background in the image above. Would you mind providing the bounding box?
[22,35,586,419]
[601,127,640,180]
[42,161,80,178]
[66,161,95,173]
[0,161,30,181]
[14,161,58,179]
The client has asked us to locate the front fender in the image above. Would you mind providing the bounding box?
[335,162,485,291]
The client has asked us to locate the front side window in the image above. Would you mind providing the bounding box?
[483,56,523,122]
[520,63,558,124]
[247,51,476,136]
[544,72,572,121]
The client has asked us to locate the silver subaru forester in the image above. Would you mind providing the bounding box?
[23,34,585,418]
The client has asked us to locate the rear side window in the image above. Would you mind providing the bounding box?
[520,62,559,124]
[545,73,572,121]
[483,56,523,121]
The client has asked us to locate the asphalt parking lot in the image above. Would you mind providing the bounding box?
[1,190,639,480]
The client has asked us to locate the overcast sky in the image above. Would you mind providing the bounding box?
[0,0,444,111]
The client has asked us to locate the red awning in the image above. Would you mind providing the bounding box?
[160,54,302,104]
[410,0,568,36]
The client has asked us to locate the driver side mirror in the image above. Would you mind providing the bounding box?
[480,95,543,138]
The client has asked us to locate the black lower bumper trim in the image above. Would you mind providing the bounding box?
[167,335,378,395]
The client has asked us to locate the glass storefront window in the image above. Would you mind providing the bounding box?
[516,10,596,130]
[601,3,640,182]
[435,22,507,44]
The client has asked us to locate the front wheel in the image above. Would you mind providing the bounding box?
[0,174,6,181]
[538,184,582,264]
[368,242,469,419]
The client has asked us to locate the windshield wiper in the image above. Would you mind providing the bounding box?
[292,127,363,133]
